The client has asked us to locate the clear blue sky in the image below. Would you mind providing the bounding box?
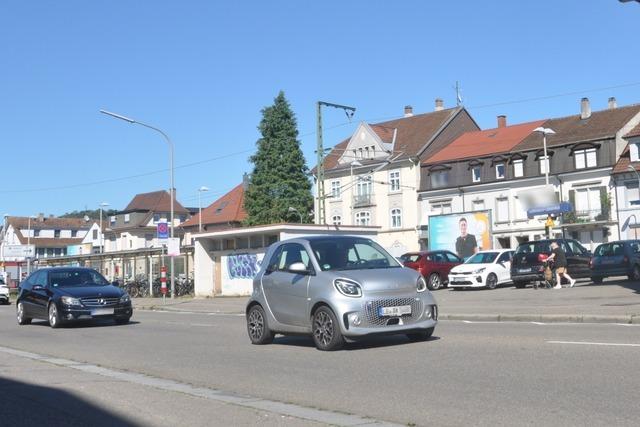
[2,0,639,217]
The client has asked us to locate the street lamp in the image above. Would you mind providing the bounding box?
[99,202,109,254]
[197,186,209,232]
[288,207,303,223]
[101,109,177,299]
[533,127,556,186]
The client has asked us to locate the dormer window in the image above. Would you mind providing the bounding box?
[631,143,640,162]
[495,163,505,179]
[574,148,597,169]
[513,159,524,177]
[472,166,481,183]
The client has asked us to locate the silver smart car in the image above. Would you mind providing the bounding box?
[246,235,438,351]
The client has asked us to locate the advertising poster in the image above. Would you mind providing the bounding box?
[428,211,492,260]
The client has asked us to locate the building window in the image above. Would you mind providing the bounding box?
[153,214,161,223]
[331,180,341,199]
[430,171,449,188]
[390,208,402,228]
[124,214,130,223]
[389,170,400,192]
[355,211,371,226]
[575,187,602,217]
[54,230,60,238]
[71,230,77,237]
[513,159,524,178]
[514,196,528,220]
[625,182,640,208]
[34,230,40,237]
[631,143,640,162]
[356,176,372,196]
[495,163,505,179]
[472,199,485,211]
[332,215,342,225]
[430,202,452,214]
[496,198,510,222]
[92,229,98,240]
[472,166,481,183]
[574,148,597,169]
[110,216,116,224]
[539,155,550,175]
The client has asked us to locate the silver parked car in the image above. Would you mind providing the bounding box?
[246,236,438,351]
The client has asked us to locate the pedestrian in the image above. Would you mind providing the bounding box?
[546,242,576,289]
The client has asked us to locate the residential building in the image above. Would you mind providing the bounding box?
[612,122,640,239]
[315,100,480,256]
[419,98,640,251]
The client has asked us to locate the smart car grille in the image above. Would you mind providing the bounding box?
[363,297,423,327]
[81,297,119,307]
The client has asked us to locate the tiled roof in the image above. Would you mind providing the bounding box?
[181,184,246,228]
[515,104,640,151]
[7,216,93,231]
[423,120,546,165]
[124,190,189,214]
[625,123,640,138]
[321,108,460,171]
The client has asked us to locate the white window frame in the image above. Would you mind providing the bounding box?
[330,180,341,199]
[495,163,505,179]
[332,215,342,225]
[472,199,485,211]
[472,166,481,183]
[356,176,372,196]
[430,202,452,215]
[495,197,510,223]
[631,143,640,162]
[574,148,597,169]
[389,170,401,192]
[124,213,130,223]
[355,211,371,226]
[513,159,524,178]
[390,208,402,228]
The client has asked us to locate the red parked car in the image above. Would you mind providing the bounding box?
[400,250,463,290]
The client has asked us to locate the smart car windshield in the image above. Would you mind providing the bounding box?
[465,252,498,264]
[310,237,401,271]
[48,269,110,287]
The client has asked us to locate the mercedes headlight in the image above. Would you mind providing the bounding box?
[119,293,131,303]
[334,279,362,297]
[417,276,427,292]
[61,296,82,306]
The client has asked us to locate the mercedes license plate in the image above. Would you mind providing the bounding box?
[91,308,114,316]
[378,305,411,317]
[518,268,531,273]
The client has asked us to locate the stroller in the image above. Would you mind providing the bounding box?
[535,258,556,289]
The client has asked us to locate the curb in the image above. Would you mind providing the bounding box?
[440,313,640,324]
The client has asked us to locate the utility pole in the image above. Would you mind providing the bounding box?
[316,101,356,224]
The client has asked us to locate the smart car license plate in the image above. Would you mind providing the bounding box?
[378,305,411,317]
[91,308,114,316]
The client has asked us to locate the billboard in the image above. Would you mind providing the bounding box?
[428,211,492,259]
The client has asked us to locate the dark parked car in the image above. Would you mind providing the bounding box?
[510,239,592,288]
[590,240,640,283]
[16,267,133,328]
[400,250,463,290]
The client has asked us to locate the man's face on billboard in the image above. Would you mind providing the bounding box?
[459,219,467,236]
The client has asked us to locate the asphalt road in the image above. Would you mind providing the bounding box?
[0,306,638,426]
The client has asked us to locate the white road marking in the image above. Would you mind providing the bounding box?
[547,340,640,347]
[0,345,402,427]
[531,322,546,325]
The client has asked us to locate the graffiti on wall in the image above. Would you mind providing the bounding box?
[226,253,262,280]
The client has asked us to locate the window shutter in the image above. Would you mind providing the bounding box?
[599,187,608,219]
[569,190,575,210]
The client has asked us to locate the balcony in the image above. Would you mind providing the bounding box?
[563,208,610,224]
[352,193,376,208]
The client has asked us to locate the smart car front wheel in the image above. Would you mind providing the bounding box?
[312,306,344,351]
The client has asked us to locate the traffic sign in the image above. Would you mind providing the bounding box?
[157,221,169,240]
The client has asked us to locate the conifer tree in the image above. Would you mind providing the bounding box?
[244,91,313,225]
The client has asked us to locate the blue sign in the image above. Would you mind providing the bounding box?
[527,202,573,218]
[157,221,169,239]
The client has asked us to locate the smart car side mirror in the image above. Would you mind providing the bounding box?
[288,262,310,275]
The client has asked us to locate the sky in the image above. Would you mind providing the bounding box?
[1,0,640,217]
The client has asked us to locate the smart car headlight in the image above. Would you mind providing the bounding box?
[61,296,82,306]
[334,278,362,297]
[417,276,427,293]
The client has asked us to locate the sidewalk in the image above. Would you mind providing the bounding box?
[132,277,640,324]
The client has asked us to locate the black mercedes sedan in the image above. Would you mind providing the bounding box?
[16,267,132,328]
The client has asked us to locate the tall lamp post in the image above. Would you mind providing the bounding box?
[101,109,177,299]
[533,127,556,186]
[26,215,35,275]
[288,207,303,223]
[99,202,109,254]
[197,186,209,232]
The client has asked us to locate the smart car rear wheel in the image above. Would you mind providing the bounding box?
[247,305,274,345]
[16,302,31,325]
[48,303,63,329]
[486,273,498,290]
[312,306,344,351]
[406,327,435,341]
[428,273,441,290]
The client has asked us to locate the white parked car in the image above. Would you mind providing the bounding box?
[0,279,10,305]
[448,250,514,290]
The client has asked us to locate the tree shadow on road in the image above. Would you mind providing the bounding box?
[0,376,141,427]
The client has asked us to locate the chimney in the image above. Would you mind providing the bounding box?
[242,172,250,189]
[403,105,413,117]
[497,115,507,128]
[580,97,591,120]
[608,97,617,109]
[37,213,44,222]
[435,98,444,111]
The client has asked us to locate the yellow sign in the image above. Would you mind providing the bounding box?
[545,217,555,227]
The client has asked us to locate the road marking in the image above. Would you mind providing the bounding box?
[531,322,546,325]
[0,345,401,427]
[137,309,244,316]
[547,341,640,347]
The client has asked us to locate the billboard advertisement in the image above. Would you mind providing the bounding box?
[428,211,492,259]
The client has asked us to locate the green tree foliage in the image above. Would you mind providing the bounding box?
[61,209,118,220]
[244,91,313,225]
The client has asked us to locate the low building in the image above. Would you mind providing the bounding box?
[612,122,640,239]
